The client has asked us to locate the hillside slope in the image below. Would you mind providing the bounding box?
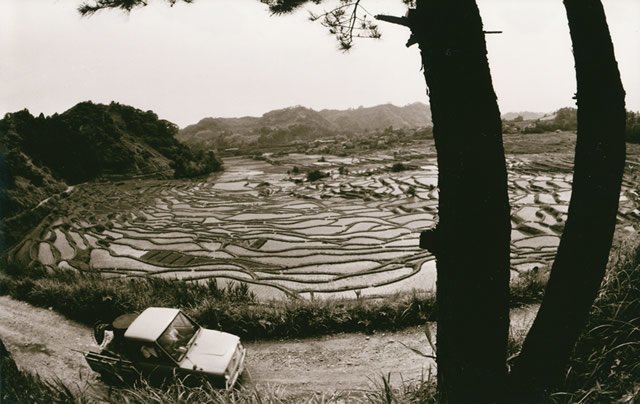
[319,102,432,132]
[0,101,222,250]
[178,103,432,149]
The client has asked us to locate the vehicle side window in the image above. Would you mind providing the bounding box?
[140,345,159,359]
[170,313,198,337]
[157,313,198,362]
[131,342,172,365]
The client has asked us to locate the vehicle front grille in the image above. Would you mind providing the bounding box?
[224,343,246,389]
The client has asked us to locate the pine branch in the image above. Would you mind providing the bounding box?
[78,0,192,16]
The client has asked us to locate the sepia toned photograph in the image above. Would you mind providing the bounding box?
[1,0,639,402]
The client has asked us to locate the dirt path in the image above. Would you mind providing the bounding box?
[0,296,538,398]
[243,327,436,397]
[0,297,99,393]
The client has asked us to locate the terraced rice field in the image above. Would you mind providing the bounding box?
[17,151,640,300]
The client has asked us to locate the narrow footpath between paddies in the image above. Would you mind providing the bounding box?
[0,296,538,400]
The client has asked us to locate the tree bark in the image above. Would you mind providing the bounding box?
[410,1,511,402]
[507,0,626,400]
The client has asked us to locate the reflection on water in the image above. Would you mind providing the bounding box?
[24,154,640,300]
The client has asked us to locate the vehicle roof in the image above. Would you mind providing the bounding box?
[124,307,180,342]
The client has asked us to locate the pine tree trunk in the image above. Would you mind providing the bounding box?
[409,1,511,401]
[507,0,626,400]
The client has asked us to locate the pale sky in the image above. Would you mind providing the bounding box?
[1,0,638,128]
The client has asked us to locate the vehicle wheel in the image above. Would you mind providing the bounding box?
[93,322,111,345]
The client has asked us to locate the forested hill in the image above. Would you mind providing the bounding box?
[0,101,222,247]
[178,103,432,149]
[319,102,432,132]
[2,101,222,184]
[501,107,640,142]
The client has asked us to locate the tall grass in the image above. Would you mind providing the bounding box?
[106,377,437,404]
[0,262,544,339]
[0,270,251,325]
[1,358,437,404]
[366,372,437,404]
[551,235,640,402]
[3,239,636,402]
[0,258,548,341]
[0,339,87,404]
[2,337,437,403]
[509,267,548,306]
[0,259,551,342]
[0,265,437,340]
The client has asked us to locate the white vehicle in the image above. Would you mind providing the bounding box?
[85,307,246,389]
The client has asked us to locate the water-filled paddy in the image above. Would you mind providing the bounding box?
[53,230,75,260]
[22,154,640,300]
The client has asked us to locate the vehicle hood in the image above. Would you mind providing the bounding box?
[180,329,239,375]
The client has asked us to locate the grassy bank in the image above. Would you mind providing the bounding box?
[0,265,434,340]
[0,339,77,404]
[106,374,437,404]
[2,237,637,402]
[0,260,545,341]
[552,235,640,402]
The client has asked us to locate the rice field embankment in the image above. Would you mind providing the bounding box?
[8,145,640,301]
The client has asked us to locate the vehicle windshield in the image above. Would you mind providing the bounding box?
[157,312,199,362]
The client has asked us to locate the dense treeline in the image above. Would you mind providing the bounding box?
[178,123,337,150]
[0,101,222,250]
[625,110,640,143]
[503,107,640,142]
[256,124,334,147]
[2,101,221,184]
[522,107,578,133]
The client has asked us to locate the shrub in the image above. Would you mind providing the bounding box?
[390,163,409,172]
[0,259,550,341]
[625,110,640,143]
[306,170,326,182]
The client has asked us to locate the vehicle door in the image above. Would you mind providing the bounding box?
[128,342,177,383]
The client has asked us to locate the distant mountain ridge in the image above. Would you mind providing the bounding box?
[178,103,433,149]
[319,102,432,132]
[501,111,546,121]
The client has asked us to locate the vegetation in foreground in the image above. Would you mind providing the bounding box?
[1,237,637,403]
[0,259,544,342]
[0,339,82,404]
[1,337,438,404]
[550,235,640,403]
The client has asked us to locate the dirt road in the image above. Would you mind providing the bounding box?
[0,297,99,392]
[0,296,537,398]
